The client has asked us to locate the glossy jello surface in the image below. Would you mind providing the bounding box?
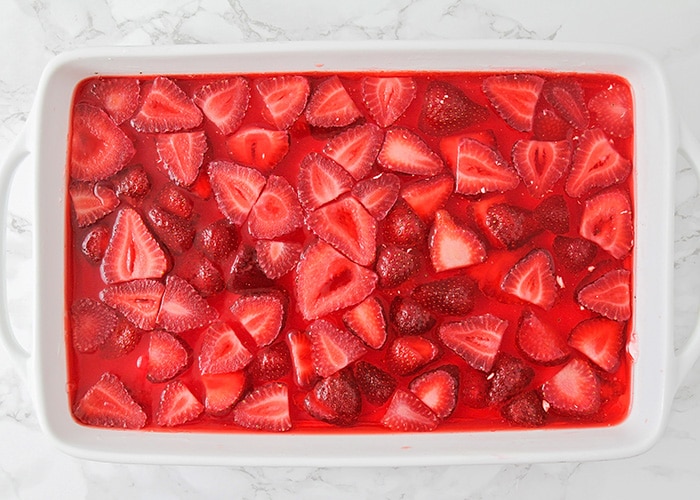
[65,70,634,433]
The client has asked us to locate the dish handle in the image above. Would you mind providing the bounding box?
[0,129,31,378]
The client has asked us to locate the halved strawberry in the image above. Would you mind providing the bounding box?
[323,123,384,180]
[351,173,400,220]
[381,201,427,248]
[195,218,238,263]
[193,77,249,135]
[482,74,545,132]
[409,366,459,419]
[178,252,224,297]
[226,126,289,173]
[155,380,204,427]
[247,175,303,239]
[543,78,589,130]
[156,183,194,219]
[100,279,165,330]
[286,330,318,388]
[131,76,203,133]
[155,130,208,187]
[297,152,353,211]
[304,369,362,426]
[439,130,498,170]
[146,206,195,254]
[201,371,247,415]
[512,139,571,198]
[256,75,310,130]
[501,390,546,427]
[308,319,367,378]
[255,240,302,279]
[112,164,151,200]
[588,83,633,138]
[198,321,252,375]
[565,129,631,198]
[419,80,488,136]
[438,314,508,372]
[482,203,542,250]
[307,196,377,266]
[232,382,291,432]
[71,298,117,353]
[461,367,490,409]
[69,182,120,228]
[377,127,444,176]
[375,244,421,288]
[362,76,417,128]
[89,78,140,125]
[74,372,146,429]
[208,161,266,225]
[342,297,387,349]
[353,360,397,406]
[100,317,142,359]
[576,269,631,321]
[389,296,435,336]
[452,137,519,195]
[248,342,291,383]
[380,390,438,432]
[230,291,286,347]
[156,275,217,333]
[305,76,361,128]
[147,330,190,383]
[501,249,558,310]
[532,100,571,141]
[82,225,110,263]
[552,236,598,273]
[412,276,477,316]
[487,353,535,404]
[429,209,487,273]
[386,335,440,376]
[579,188,633,259]
[70,103,135,182]
[542,357,601,417]
[101,207,169,284]
[400,174,454,223]
[533,195,570,234]
[227,243,272,291]
[568,317,626,373]
[516,309,571,365]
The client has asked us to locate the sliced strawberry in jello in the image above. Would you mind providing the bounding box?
[532,100,571,141]
[70,103,135,182]
[533,194,570,235]
[377,127,444,176]
[308,319,367,378]
[112,164,151,200]
[155,130,208,188]
[501,248,558,310]
[542,357,601,417]
[351,173,400,221]
[482,203,542,250]
[304,369,362,427]
[439,130,498,170]
[198,321,253,375]
[400,174,454,223]
[155,380,204,427]
[386,335,440,376]
[201,371,247,415]
[71,298,117,353]
[196,218,238,263]
[227,244,272,291]
[543,78,590,130]
[438,314,508,372]
[147,330,190,383]
[100,317,142,359]
[178,252,224,297]
[419,80,488,136]
[193,77,249,135]
[501,390,546,427]
[381,201,427,249]
[482,74,545,132]
[232,382,291,432]
[323,123,384,180]
[255,240,302,280]
[342,296,387,350]
[353,360,397,406]
[411,275,477,316]
[297,152,353,211]
[81,225,110,263]
[380,390,438,432]
[248,342,291,383]
[156,275,217,333]
[305,76,361,128]
[429,209,486,273]
[409,366,459,419]
[568,317,626,373]
[286,330,317,388]
[512,139,571,198]
[577,269,631,321]
[588,83,633,138]
[89,78,140,125]
[132,76,202,133]
[487,353,535,405]
[256,75,310,130]
[69,182,120,228]
[516,309,571,366]
[248,175,303,240]
[74,373,147,429]
[99,279,165,330]
[156,184,193,219]
[226,126,289,173]
[389,296,435,337]
[452,137,519,196]
[362,76,417,128]
[579,188,633,259]
[146,206,195,255]
[208,161,266,225]
[230,291,286,347]
[101,207,169,284]
[375,244,421,289]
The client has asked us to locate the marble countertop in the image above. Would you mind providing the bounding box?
[2,0,700,498]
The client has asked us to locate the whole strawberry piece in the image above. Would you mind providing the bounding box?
[389,296,436,336]
[375,245,421,288]
[419,81,488,136]
[353,361,397,406]
[304,369,362,426]
[411,276,477,316]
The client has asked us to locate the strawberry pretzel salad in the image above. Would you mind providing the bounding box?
[66,71,634,433]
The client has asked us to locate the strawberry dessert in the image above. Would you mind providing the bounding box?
[66,70,634,433]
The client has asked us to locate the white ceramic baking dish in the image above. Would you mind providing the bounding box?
[2,40,700,466]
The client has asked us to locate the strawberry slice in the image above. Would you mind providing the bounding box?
[389,296,435,336]
[256,75,310,130]
[305,76,361,128]
[156,184,194,219]
[353,360,397,406]
[155,130,208,187]
[193,77,249,135]
[100,279,165,330]
[400,174,454,223]
[351,173,400,220]
[131,76,203,133]
[71,298,117,353]
[438,314,508,372]
[89,78,140,125]
[255,240,302,279]
[429,209,487,273]
[512,139,571,198]
[375,244,421,289]
[101,207,168,284]
[439,131,498,170]
[380,390,438,432]
[479,202,542,250]
[409,366,459,419]
[381,201,427,248]
[552,235,598,273]
[232,382,291,432]
[100,317,142,359]
[227,243,273,291]
[516,309,571,365]
[501,249,558,310]
[230,291,286,347]
[543,78,589,130]
[576,269,631,321]
[501,390,546,427]
[377,127,444,176]
[226,126,289,173]
[482,74,545,132]
[307,196,377,266]
[362,76,416,127]
[565,129,631,198]
[208,161,266,225]
[156,275,217,333]
[487,353,535,404]
[70,103,135,182]
[201,371,247,415]
[461,367,490,409]
[297,152,353,211]
[568,317,626,373]
[155,380,204,427]
[248,342,291,383]
[146,206,196,255]
[542,358,601,417]
[532,100,571,141]
[579,188,633,259]
[452,138,519,195]
[196,218,238,262]
[112,164,151,200]
[178,252,224,297]
[411,275,477,316]
[304,369,362,426]
[198,321,252,375]
[386,335,440,376]
[74,372,147,429]
[81,226,110,263]
[308,319,367,378]
[588,83,633,138]
[286,330,318,388]
[323,123,384,180]
[248,175,303,239]
[69,182,120,228]
[342,296,387,349]
[533,195,570,234]
[419,80,488,136]
[147,330,189,383]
